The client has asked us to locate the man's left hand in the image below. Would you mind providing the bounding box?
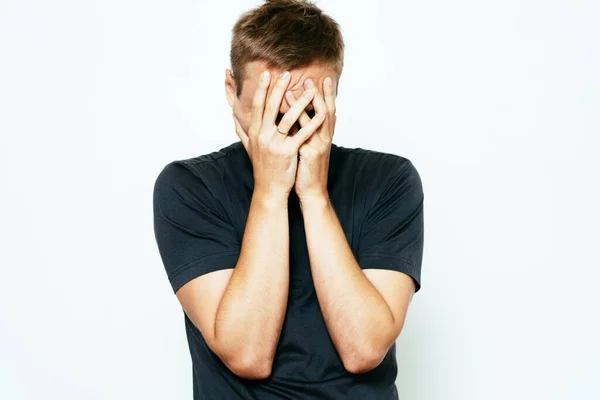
[286,77,337,202]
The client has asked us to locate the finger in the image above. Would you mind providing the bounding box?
[277,89,314,134]
[304,79,328,119]
[284,91,312,128]
[304,78,330,138]
[323,76,336,117]
[232,113,249,149]
[249,70,271,136]
[263,71,291,127]
[289,112,326,148]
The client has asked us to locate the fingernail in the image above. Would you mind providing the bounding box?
[305,79,314,88]
[303,90,312,99]
[280,71,290,80]
[325,77,332,87]
[286,91,295,100]
[261,71,270,81]
[316,113,325,120]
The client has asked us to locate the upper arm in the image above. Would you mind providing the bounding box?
[176,268,233,347]
[363,269,415,337]
[357,157,424,292]
[153,162,240,348]
[357,157,424,340]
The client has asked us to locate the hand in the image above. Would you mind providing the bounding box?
[233,71,326,200]
[285,77,337,202]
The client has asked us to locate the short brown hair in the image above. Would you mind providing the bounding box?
[230,0,345,97]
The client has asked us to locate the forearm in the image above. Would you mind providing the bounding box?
[215,190,289,371]
[300,196,395,372]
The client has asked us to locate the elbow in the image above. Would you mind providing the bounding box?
[343,326,401,374]
[211,335,274,380]
[343,357,380,375]
[342,344,388,375]
[226,353,274,380]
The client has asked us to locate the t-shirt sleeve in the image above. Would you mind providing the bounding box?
[153,161,241,294]
[356,158,424,292]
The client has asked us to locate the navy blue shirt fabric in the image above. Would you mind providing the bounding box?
[153,141,424,399]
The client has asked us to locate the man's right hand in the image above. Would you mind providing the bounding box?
[233,70,326,199]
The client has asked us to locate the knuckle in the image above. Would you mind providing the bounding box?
[300,98,312,109]
[281,114,294,127]
[285,106,299,119]
[251,99,262,112]
[258,134,270,147]
[268,142,284,156]
[265,101,277,113]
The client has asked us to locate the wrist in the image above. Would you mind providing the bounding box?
[298,192,331,212]
[252,188,289,208]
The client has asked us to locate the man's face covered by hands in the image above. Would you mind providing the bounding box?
[225,60,338,137]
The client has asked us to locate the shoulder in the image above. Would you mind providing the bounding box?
[153,142,241,208]
[154,142,240,190]
[333,143,422,197]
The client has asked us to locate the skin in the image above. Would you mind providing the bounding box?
[225,60,336,141]
[174,60,416,380]
[284,70,417,373]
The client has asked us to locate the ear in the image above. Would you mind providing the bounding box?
[225,69,237,108]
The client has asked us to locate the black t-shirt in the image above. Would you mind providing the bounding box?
[153,141,424,399]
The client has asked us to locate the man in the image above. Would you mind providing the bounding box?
[153,0,424,398]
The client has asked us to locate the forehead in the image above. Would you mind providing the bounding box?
[239,60,338,101]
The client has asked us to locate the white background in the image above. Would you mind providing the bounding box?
[1,0,598,399]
